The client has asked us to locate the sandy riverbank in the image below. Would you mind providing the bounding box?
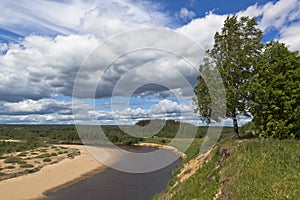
[0,145,123,200]
[135,142,186,159]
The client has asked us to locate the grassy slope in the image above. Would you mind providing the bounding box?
[152,138,300,200]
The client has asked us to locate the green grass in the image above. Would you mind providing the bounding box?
[153,144,221,200]
[0,141,41,156]
[220,139,300,200]
[153,138,300,200]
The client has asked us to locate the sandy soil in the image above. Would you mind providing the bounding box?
[135,142,186,158]
[0,145,123,200]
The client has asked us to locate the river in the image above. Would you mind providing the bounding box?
[46,146,179,200]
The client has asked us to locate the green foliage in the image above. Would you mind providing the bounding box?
[194,15,263,138]
[154,138,300,200]
[249,41,300,138]
[43,158,52,162]
[17,152,27,157]
[35,153,51,158]
[4,156,22,164]
[6,165,16,169]
[153,145,221,200]
[221,139,300,199]
[19,164,34,168]
[0,141,41,156]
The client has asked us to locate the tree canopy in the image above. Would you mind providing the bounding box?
[194,15,263,138]
[249,41,300,138]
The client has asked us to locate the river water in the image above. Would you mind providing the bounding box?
[46,146,179,200]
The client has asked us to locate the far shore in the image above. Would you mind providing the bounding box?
[0,144,123,200]
[134,142,187,159]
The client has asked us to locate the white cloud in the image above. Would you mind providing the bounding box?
[151,99,192,114]
[259,0,299,31]
[177,13,226,50]
[0,34,99,102]
[177,7,196,21]
[0,98,197,125]
[279,21,300,51]
[238,0,300,51]
[0,0,299,125]
[0,0,170,38]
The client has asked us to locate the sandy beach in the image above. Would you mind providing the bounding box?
[0,145,123,200]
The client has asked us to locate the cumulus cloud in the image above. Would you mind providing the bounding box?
[177,7,196,21]
[0,0,169,40]
[177,13,226,49]
[280,22,300,51]
[238,0,300,50]
[0,99,71,115]
[0,98,197,125]
[0,0,299,124]
[0,34,99,102]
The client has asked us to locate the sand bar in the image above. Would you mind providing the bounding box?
[0,145,123,200]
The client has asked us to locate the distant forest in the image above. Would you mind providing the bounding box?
[0,120,236,145]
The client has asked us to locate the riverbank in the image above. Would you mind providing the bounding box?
[134,142,186,159]
[0,145,123,200]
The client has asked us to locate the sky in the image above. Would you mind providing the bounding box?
[0,0,299,126]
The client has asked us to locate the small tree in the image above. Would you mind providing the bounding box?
[249,41,300,138]
[194,15,263,138]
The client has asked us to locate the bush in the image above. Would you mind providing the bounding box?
[4,156,22,164]
[19,164,34,168]
[6,165,15,169]
[17,160,27,164]
[43,158,52,162]
[35,153,51,158]
[50,153,57,156]
[17,152,27,157]
[0,172,6,176]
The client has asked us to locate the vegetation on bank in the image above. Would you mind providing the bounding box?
[152,136,300,200]
[0,124,143,145]
[194,15,300,139]
[0,143,80,180]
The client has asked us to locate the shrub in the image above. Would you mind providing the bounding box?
[19,164,34,168]
[35,153,51,158]
[50,153,57,156]
[0,172,6,176]
[17,152,27,157]
[17,160,27,165]
[4,156,22,164]
[6,165,15,169]
[43,158,52,162]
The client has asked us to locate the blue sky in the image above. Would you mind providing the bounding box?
[0,0,299,126]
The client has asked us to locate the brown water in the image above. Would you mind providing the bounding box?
[46,146,179,200]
